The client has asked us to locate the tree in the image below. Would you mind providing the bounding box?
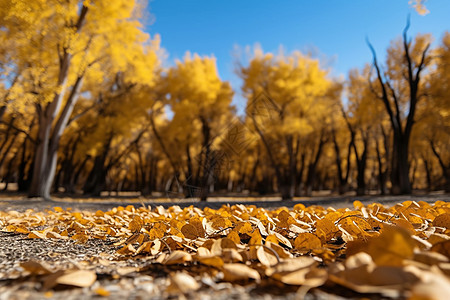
[344,66,386,195]
[416,32,450,192]
[368,21,431,194]
[161,53,234,201]
[409,0,429,15]
[1,0,160,199]
[239,47,336,199]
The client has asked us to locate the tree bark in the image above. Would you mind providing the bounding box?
[430,140,450,193]
[304,133,326,197]
[28,5,88,199]
[29,76,84,198]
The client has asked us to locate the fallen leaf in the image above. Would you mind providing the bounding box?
[294,233,322,251]
[20,261,52,275]
[164,250,192,265]
[94,287,110,297]
[222,263,261,283]
[167,272,200,294]
[181,224,198,240]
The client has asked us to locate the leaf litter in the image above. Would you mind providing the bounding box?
[0,200,450,299]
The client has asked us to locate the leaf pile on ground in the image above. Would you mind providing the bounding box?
[1,200,450,299]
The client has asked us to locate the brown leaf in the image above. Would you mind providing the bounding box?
[431,240,450,259]
[20,261,52,275]
[181,224,198,240]
[414,251,449,266]
[222,263,261,283]
[265,257,316,276]
[433,213,450,229]
[164,250,192,265]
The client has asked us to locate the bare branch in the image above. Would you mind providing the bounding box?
[0,121,36,144]
[367,38,399,132]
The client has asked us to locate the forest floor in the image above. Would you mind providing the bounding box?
[0,193,449,300]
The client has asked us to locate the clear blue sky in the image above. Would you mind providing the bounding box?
[146,0,450,111]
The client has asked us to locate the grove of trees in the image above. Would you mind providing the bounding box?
[0,0,449,200]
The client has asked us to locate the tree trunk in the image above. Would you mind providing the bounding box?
[28,6,88,199]
[304,134,326,197]
[390,135,411,194]
[200,117,211,201]
[375,138,388,195]
[430,140,450,193]
[83,137,112,196]
[279,183,294,200]
[354,134,369,196]
[422,157,432,191]
[29,75,84,199]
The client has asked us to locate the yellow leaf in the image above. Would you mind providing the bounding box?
[393,218,415,235]
[129,219,142,233]
[294,233,322,250]
[249,230,263,260]
[197,256,224,268]
[363,225,416,266]
[95,287,110,297]
[28,231,47,239]
[15,227,29,234]
[148,228,164,240]
[53,207,64,213]
[227,231,241,244]
[71,233,89,243]
[238,222,253,235]
[353,200,364,210]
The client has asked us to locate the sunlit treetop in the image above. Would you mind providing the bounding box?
[409,0,429,15]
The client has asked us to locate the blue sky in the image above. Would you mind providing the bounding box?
[146,0,450,111]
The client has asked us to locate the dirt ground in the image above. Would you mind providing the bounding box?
[1,193,449,300]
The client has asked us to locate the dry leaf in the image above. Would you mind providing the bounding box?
[164,250,192,265]
[362,225,416,266]
[43,270,97,289]
[222,263,261,283]
[167,272,200,294]
[94,287,110,297]
[256,245,278,267]
[181,224,198,240]
[20,261,52,275]
[294,233,322,250]
[433,213,450,228]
